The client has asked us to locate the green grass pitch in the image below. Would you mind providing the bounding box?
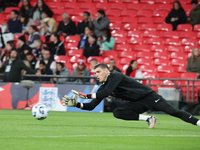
[0,110,200,150]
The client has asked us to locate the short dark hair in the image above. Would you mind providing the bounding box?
[94,63,109,70]
[12,10,19,15]
[30,25,38,31]
[57,62,64,68]
[26,51,34,56]
[6,41,15,49]
[90,58,98,63]
[191,0,198,4]
[40,60,46,66]
[109,59,115,62]
[51,32,59,40]
[84,11,90,16]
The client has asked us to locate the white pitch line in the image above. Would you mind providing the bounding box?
[0,135,200,138]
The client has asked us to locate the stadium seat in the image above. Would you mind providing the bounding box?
[153,17,165,24]
[110,3,126,10]
[128,37,143,45]
[150,45,166,52]
[174,65,186,73]
[79,3,94,10]
[87,56,104,63]
[118,51,136,58]
[54,55,69,63]
[145,38,163,45]
[135,10,153,17]
[137,58,152,65]
[157,4,172,10]
[102,50,118,57]
[108,0,123,3]
[152,10,169,18]
[120,10,137,17]
[170,52,187,60]
[114,37,127,44]
[177,24,193,32]
[119,57,133,65]
[68,49,83,57]
[171,59,187,66]
[137,17,154,24]
[154,58,170,66]
[61,0,76,2]
[116,44,132,51]
[127,31,142,38]
[106,10,121,17]
[122,23,139,31]
[64,43,78,51]
[143,31,160,38]
[156,24,173,31]
[95,3,110,10]
[109,17,122,23]
[123,0,139,3]
[194,24,200,32]
[161,31,179,39]
[126,3,142,11]
[121,17,134,23]
[103,56,116,64]
[71,16,83,25]
[140,65,157,72]
[139,24,157,31]
[164,38,181,46]
[153,51,169,59]
[109,22,122,30]
[181,73,197,79]
[133,45,151,52]
[181,38,197,46]
[136,51,154,59]
[69,56,83,63]
[183,46,193,53]
[162,72,180,79]
[4,7,20,14]
[40,35,46,43]
[140,0,155,4]
[142,4,158,11]
[157,65,173,73]
[179,32,196,39]
[166,45,183,52]
[111,30,126,38]
[142,72,158,78]
[65,36,80,43]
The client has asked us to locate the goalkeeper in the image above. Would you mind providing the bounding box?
[62,63,200,128]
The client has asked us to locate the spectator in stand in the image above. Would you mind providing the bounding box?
[0,49,35,82]
[57,13,76,37]
[17,35,32,60]
[109,59,121,72]
[0,23,14,48]
[188,0,200,26]
[20,13,35,34]
[19,0,33,17]
[186,47,200,78]
[33,0,50,24]
[26,51,37,70]
[89,10,109,37]
[27,25,40,48]
[76,11,90,36]
[70,60,90,83]
[77,26,94,49]
[89,58,99,84]
[40,8,57,41]
[36,60,53,82]
[165,1,187,30]
[35,48,56,73]
[83,35,99,59]
[0,41,15,64]
[53,62,70,84]
[7,10,22,34]
[97,28,115,52]
[48,32,65,57]
[33,39,43,60]
[126,60,143,79]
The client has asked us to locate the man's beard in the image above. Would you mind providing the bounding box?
[10,57,16,61]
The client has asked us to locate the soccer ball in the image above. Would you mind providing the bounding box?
[32,104,49,120]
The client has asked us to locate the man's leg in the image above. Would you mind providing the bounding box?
[154,98,200,126]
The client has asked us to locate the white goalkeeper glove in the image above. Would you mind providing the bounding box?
[62,95,77,107]
[72,90,88,99]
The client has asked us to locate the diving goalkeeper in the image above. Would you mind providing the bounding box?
[62,63,200,128]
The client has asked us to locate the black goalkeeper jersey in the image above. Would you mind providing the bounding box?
[82,71,154,110]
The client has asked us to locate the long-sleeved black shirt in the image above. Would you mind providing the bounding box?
[81,71,153,110]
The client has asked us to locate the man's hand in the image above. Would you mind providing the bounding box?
[62,95,77,107]
[72,90,88,99]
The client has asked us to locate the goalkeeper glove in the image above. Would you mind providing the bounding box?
[72,90,88,99]
[62,95,77,107]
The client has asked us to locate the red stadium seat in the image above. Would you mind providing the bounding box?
[136,51,154,59]
[145,38,163,45]
[170,52,187,60]
[106,10,121,17]
[109,22,122,30]
[124,0,139,3]
[181,73,197,79]
[162,73,180,79]
[156,24,173,31]
[142,4,158,11]
[133,45,151,52]
[137,58,152,65]
[152,10,169,18]
[122,23,139,31]
[171,59,187,66]
[114,37,127,44]
[183,46,193,53]
[54,55,69,63]
[137,17,154,24]
[87,56,104,63]
[135,10,153,17]
[68,50,83,57]
[120,10,137,17]
[109,17,122,23]
[174,65,186,73]
[154,58,170,66]
[143,31,160,38]
[126,3,142,11]
[177,24,193,32]
[71,16,83,25]
[103,56,115,64]
[111,30,126,38]
[140,0,155,4]
[69,56,84,63]
[65,36,80,43]
[150,45,167,52]
[140,65,157,72]
[110,3,126,10]
[164,38,181,46]
[153,17,165,24]
[102,51,118,57]
[116,44,132,51]
[153,52,169,59]
[121,17,134,23]
[119,57,134,65]
[118,51,136,58]
[127,31,142,38]
[79,3,94,10]
[108,0,123,3]
[4,7,20,14]
[181,38,197,46]
[64,43,78,50]
[157,65,173,73]
[155,0,170,4]
[194,24,200,32]
[160,31,179,39]
[179,32,196,39]
[139,24,157,31]
[166,45,183,52]
[142,72,158,78]
[40,35,46,43]
[128,37,143,45]
[94,3,110,10]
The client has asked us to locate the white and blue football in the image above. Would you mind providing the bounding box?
[32,104,49,120]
